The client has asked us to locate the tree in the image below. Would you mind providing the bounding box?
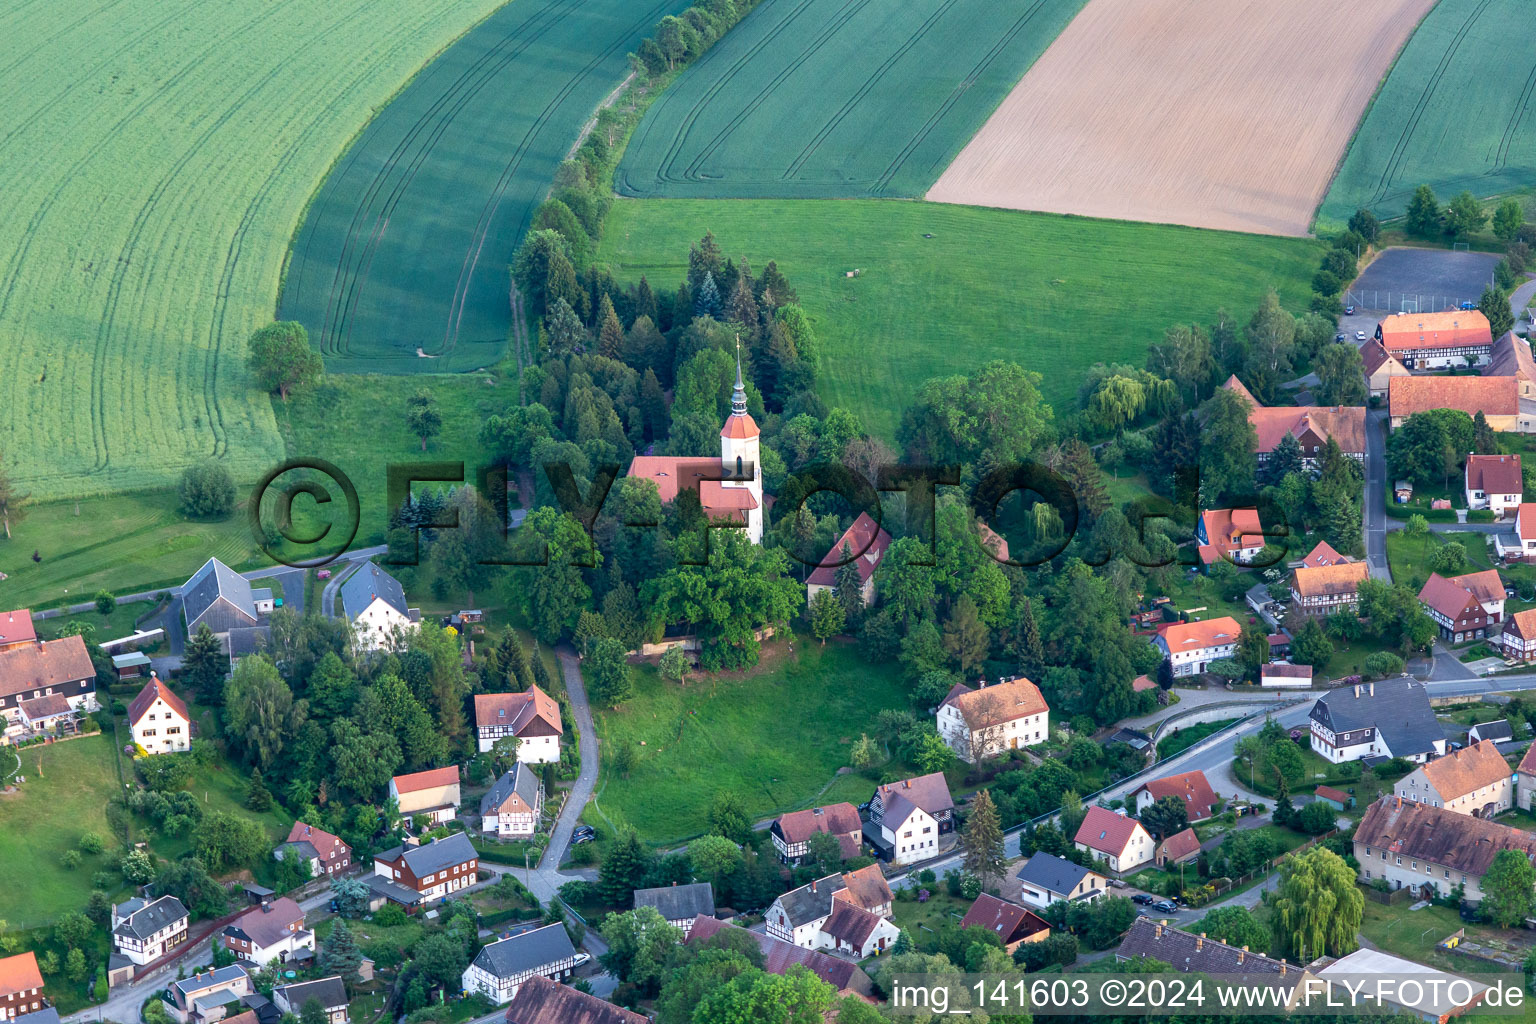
[586,637,634,708]
[1290,619,1334,669]
[1017,598,1045,678]
[331,878,370,919]
[1432,541,1467,575]
[1296,800,1336,834]
[194,811,268,872]
[1494,199,1525,243]
[93,590,116,617]
[1444,190,1488,238]
[599,907,683,994]
[64,947,87,985]
[245,767,272,811]
[898,361,1053,470]
[808,589,845,645]
[1139,794,1189,840]
[178,460,236,519]
[659,644,689,686]
[1480,848,1536,926]
[1198,905,1270,951]
[941,594,988,673]
[1405,184,1441,238]
[405,389,441,451]
[1272,846,1363,960]
[1482,285,1516,338]
[1314,343,1367,406]
[1474,411,1499,455]
[319,919,363,983]
[222,656,306,771]
[1199,387,1258,501]
[849,734,880,770]
[804,830,844,877]
[1348,208,1380,245]
[247,321,322,399]
[959,789,1005,892]
[1363,651,1405,680]
[690,834,744,886]
[694,965,837,1024]
[709,791,753,843]
[54,910,92,950]
[599,828,653,907]
[694,271,722,318]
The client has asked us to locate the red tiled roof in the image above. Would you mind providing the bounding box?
[1076,805,1147,856]
[940,677,1049,728]
[685,916,873,998]
[1134,770,1219,820]
[1454,569,1505,605]
[1417,572,1492,619]
[1158,617,1242,653]
[224,898,305,950]
[473,685,563,737]
[959,893,1048,943]
[1420,740,1510,802]
[1131,674,1157,692]
[807,513,891,588]
[1505,608,1536,643]
[1158,827,1201,863]
[627,457,723,505]
[0,609,36,646]
[821,902,882,949]
[1198,509,1264,565]
[1360,340,1407,377]
[1390,375,1517,419]
[1518,742,1536,777]
[1300,541,1350,567]
[285,821,349,865]
[836,864,892,913]
[775,803,862,844]
[1222,375,1259,408]
[1290,561,1369,599]
[1315,785,1351,804]
[720,413,759,440]
[1379,310,1492,352]
[874,773,954,817]
[390,765,460,794]
[505,975,646,1024]
[0,952,42,998]
[1466,454,1523,496]
[1261,663,1312,680]
[1485,331,1536,383]
[1518,504,1536,542]
[127,673,190,727]
[1247,406,1367,456]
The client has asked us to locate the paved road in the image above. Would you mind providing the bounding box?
[531,650,598,895]
[1509,274,1536,319]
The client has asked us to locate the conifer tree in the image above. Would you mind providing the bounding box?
[598,828,652,907]
[319,919,363,983]
[1017,598,1044,678]
[634,275,658,326]
[245,768,272,812]
[833,545,866,626]
[694,271,722,319]
[597,294,624,359]
[960,789,1005,892]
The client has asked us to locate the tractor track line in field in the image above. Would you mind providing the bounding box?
[0,0,131,100]
[318,0,582,357]
[1489,57,1536,175]
[1371,0,1489,202]
[442,0,677,354]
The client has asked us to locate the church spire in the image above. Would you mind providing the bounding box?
[731,337,747,417]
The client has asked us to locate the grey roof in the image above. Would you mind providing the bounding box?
[1015,852,1093,896]
[172,964,250,999]
[362,873,425,906]
[633,882,714,923]
[1110,727,1152,750]
[279,840,321,861]
[274,977,347,1010]
[1309,678,1443,758]
[773,874,842,928]
[1115,918,1298,992]
[240,995,281,1024]
[470,923,576,979]
[227,626,271,657]
[481,763,541,817]
[250,589,272,603]
[113,895,188,941]
[340,562,409,620]
[378,832,477,877]
[15,1010,61,1024]
[182,558,258,628]
[1471,719,1514,742]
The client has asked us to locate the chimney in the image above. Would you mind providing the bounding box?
[1155,922,1163,939]
[262,903,272,913]
[1196,933,1205,951]
[1280,961,1287,977]
[1369,682,1375,697]
[1353,684,1361,698]
[1239,946,1248,965]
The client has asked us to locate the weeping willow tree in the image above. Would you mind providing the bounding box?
[1272,845,1362,961]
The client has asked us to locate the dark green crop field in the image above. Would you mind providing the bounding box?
[281,0,689,374]
[615,0,1088,199]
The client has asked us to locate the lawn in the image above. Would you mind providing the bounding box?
[0,0,523,500]
[616,0,1088,199]
[40,601,159,647]
[589,638,908,845]
[596,199,1322,435]
[1385,529,1495,593]
[1156,718,1240,759]
[0,734,126,928]
[281,0,692,374]
[1316,0,1536,231]
[889,890,972,947]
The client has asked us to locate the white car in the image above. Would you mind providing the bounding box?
[1355,330,1367,341]
[572,951,592,967]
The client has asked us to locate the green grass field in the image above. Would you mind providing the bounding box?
[1316,0,1536,230]
[590,639,907,845]
[616,0,1087,199]
[0,0,519,500]
[280,0,691,374]
[598,199,1322,433]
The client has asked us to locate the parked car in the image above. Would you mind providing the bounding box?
[1132,893,1155,905]
[1154,900,1178,913]
[1345,304,1356,314]
[572,952,592,967]
[1461,301,1478,310]
[1335,332,1346,342]
[317,569,332,579]
[572,831,595,845]
[1354,330,1368,341]
[1107,878,1127,888]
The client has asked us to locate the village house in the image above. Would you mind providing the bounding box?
[1115,919,1303,998]
[1499,609,1536,663]
[460,923,580,1005]
[1014,852,1106,910]
[764,865,895,955]
[1129,769,1220,822]
[770,803,862,865]
[1310,679,1444,764]
[958,893,1049,953]
[1465,454,1523,517]
[1075,806,1154,874]
[1418,569,1505,642]
[1483,330,1536,398]
[479,763,543,839]
[274,822,351,878]
[1393,740,1512,818]
[0,627,97,744]
[1288,559,1370,617]
[0,954,45,1022]
[1378,309,1494,370]
[1355,794,1536,900]
[1518,745,1536,810]
[1295,540,1352,568]
[272,979,347,1024]
[388,766,461,826]
[935,676,1049,762]
[1361,339,1410,400]
[339,562,418,652]
[182,558,263,641]
[0,611,35,653]
[504,976,646,1024]
[627,356,764,544]
[111,895,188,967]
[864,773,954,865]
[1155,827,1201,867]
[1196,508,1265,566]
[1154,617,1241,678]
[1260,663,1313,687]
[1388,375,1518,431]
[805,512,890,608]
[222,899,313,966]
[127,674,191,754]
[685,917,877,1002]
[473,685,562,760]
[1468,719,1513,744]
[1222,376,1366,466]
[371,832,479,905]
[1493,503,1536,562]
[167,966,252,1024]
[633,883,715,937]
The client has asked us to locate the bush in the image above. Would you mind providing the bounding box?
[1468,509,1496,524]
[177,460,236,519]
[95,591,116,616]
[960,874,982,900]
[61,850,82,870]
[371,904,407,928]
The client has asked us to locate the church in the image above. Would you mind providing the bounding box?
[627,353,765,543]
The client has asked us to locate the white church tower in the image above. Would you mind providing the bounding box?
[720,348,764,544]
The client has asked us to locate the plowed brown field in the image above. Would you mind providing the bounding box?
[926,0,1437,236]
